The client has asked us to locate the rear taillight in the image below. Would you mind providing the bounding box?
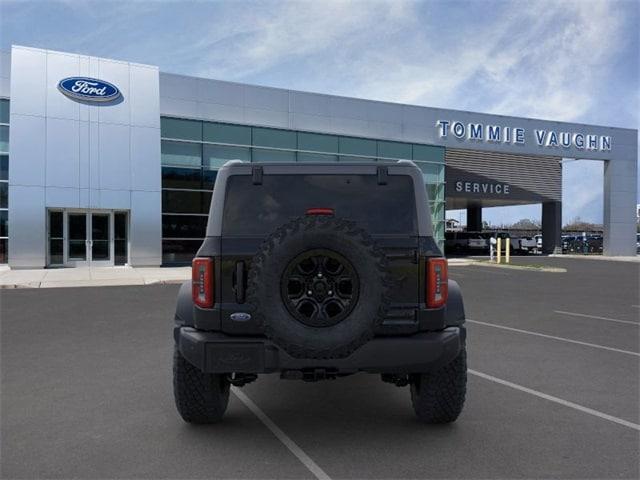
[426,257,448,308]
[192,257,214,308]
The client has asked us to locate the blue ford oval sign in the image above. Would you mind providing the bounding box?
[58,77,121,102]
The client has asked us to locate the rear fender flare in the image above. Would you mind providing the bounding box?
[445,279,465,326]
[175,280,194,327]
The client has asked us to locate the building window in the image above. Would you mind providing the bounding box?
[0,99,8,124]
[160,115,447,262]
[298,132,339,154]
[339,137,377,157]
[0,182,7,208]
[0,99,8,264]
[252,148,296,163]
[162,214,207,238]
[162,190,211,214]
[252,127,296,149]
[0,126,8,154]
[0,155,7,180]
[114,212,128,266]
[162,166,202,190]
[47,211,64,266]
[203,122,251,145]
[298,152,338,163]
[162,239,204,264]
[203,144,250,168]
[378,140,412,160]
[161,117,202,141]
[161,140,201,167]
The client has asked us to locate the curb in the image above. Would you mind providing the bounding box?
[469,261,566,273]
[0,278,188,289]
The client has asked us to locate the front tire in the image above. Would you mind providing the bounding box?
[173,345,230,424]
[410,346,467,423]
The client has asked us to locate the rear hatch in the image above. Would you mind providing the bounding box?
[218,169,424,335]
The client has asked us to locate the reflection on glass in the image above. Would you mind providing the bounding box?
[114,212,128,265]
[68,214,86,260]
[0,155,8,181]
[91,214,110,261]
[50,239,63,265]
[0,210,7,237]
[0,238,6,263]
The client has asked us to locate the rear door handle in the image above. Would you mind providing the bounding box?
[235,261,246,303]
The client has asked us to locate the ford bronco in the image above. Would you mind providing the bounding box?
[173,160,467,423]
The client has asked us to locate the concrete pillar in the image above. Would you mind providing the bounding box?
[603,155,637,256]
[542,201,562,254]
[467,205,482,232]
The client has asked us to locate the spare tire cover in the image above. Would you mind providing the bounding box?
[247,216,391,359]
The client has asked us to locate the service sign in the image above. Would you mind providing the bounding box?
[58,77,121,102]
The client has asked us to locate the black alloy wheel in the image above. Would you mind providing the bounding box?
[281,249,360,328]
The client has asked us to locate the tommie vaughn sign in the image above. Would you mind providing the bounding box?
[436,120,612,152]
[58,77,121,102]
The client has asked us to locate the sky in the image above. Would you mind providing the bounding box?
[1,0,638,226]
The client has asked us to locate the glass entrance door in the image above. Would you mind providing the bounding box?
[67,213,88,266]
[90,213,111,265]
[50,210,129,267]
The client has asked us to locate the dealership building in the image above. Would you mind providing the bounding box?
[0,45,637,268]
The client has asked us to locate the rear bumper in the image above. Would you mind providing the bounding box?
[175,326,465,374]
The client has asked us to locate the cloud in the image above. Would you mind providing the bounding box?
[1,0,636,222]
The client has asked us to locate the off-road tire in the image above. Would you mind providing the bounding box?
[247,216,391,360]
[173,345,230,424]
[410,345,467,423]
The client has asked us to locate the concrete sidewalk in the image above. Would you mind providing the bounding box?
[0,266,190,289]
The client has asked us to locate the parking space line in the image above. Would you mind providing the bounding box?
[467,319,640,356]
[469,369,640,431]
[554,310,639,326]
[232,387,331,480]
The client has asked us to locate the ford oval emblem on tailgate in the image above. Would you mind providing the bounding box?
[230,312,251,322]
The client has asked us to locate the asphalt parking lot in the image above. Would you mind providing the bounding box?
[1,257,639,479]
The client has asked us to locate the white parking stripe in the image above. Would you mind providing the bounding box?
[232,387,331,480]
[467,319,640,357]
[554,310,639,326]
[469,369,640,431]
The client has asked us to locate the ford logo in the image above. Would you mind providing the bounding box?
[57,77,121,102]
[230,312,252,322]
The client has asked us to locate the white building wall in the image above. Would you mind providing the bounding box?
[8,46,161,267]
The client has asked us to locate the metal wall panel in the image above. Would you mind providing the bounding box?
[130,190,161,266]
[0,50,10,98]
[46,117,80,188]
[45,51,81,121]
[9,46,161,267]
[8,185,45,267]
[98,122,130,190]
[9,114,45,186]
[10,48,46,117]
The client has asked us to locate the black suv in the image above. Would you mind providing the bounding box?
[173,160,467,423]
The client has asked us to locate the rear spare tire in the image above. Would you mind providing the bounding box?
[247,216,390,359]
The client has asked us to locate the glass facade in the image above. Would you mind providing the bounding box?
[160,117,446,264]
[0,99,8,264]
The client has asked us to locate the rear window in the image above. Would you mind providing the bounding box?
[222,174,417,235]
